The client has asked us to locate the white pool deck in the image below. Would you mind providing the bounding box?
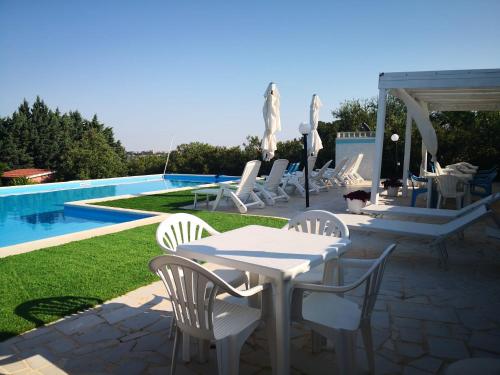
[1,182,499,374]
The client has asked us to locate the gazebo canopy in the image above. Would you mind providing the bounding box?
[370,68,500,204]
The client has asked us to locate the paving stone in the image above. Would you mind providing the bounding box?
[74,323,123,344]
[425,321,452,338]
[390,302,458,323]
[469,332,500,354]
[372,311,390,329]
[403,366,432,375]
[38,365,68,375]
[55,314,104,335]
[396,342,426,358]
[47,337,77,354]
[404,296,429,304]
[24,353,55,369]
[374,354,403,374]
[0,358,28,373]
[101,305,144,325]
[458,309,497,330]
[428,337,469,359]
[394,317,422,329]
[119,310,163,331]
[408,356,443,373]
[133,332,167,352]
[15,331,65,351]
[399,327,424,343]
[115,358,148,374]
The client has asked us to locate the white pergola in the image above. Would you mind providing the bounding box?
[370,68,500,204]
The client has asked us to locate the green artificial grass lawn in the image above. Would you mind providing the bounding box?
[0,189,286,341]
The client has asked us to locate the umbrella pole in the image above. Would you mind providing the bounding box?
[303,134,310,208]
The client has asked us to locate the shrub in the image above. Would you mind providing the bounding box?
[343,190,371,202]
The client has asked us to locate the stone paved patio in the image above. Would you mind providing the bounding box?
[1,183,499,374]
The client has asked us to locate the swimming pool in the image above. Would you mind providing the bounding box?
[0,174,236,248]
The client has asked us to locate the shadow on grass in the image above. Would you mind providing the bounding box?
[0,296,104,342]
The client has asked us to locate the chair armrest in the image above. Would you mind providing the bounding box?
[234,283,269,298]
[293,280,361,294]
[341,258,375,269]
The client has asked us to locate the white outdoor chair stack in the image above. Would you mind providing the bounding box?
[436,174,465,209]
[283,210,350,284]
[310,159,333,191]
[446,162,478,175]
[149,255,266,375]
[255,158,290,205]
[212,160,265,213]
[292,243,397,375]
[156,213,248,341]
[339,154,364,184]
[323,157,349,187]
[284,156,321,196]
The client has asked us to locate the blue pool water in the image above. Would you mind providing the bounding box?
[0,174,235,247]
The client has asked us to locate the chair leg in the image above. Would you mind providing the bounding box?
[182,332,191,362]
[437,195,442,208]
[360,321,375,374]
[456,197,462,209]
[216,337,241,375]
[168,316,176,340]
[198,339,210,363]
[171,327,181,375]
[334,330,357,375]
[312,331,323,353]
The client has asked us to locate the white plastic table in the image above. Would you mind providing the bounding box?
[176,225,351,375]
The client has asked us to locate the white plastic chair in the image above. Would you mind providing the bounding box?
[436,174,465,209]
[156,213,248,341]
[283,210,350,283]
[149,255,266,375]
[255,159,290,205]
[212,160,265,213]
[291,244,397,375]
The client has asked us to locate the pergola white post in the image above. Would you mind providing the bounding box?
[370,88,387,204]
[402,113,412,197]
[421,143,428,175]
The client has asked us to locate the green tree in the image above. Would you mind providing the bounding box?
[58,130,127,180]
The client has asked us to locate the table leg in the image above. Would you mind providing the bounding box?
[273,278,292,375]
[206,194,210,208]
[427,177,433,208]
[464,183,471,206]
[193,193,198,209]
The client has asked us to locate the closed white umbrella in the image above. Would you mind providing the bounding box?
[261,82,281,161]
[308,94,323,156]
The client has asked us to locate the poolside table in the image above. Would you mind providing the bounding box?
[176,225,351,375]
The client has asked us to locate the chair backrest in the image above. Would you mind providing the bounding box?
[456,193,498,216]
[265,159,289,192]
[285,210,349,238]
[156,213,219,253]
[350,153,364,174]
[358,244,396,321]
[409,172,427,189]
[434,161,445,176]
[235,160,261,199]
[315,160,333,178]
[340,155,358,177]
[436,174,461,197]
[286,162,299,174]
[298,156,317,183]
[149,254,234,340]
[332,158,348,175]
[441,205,488,236]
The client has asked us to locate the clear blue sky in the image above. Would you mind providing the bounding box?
[1,1,499,151]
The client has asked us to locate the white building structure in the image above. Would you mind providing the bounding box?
[371,69,500,204]
[336,131,375,180]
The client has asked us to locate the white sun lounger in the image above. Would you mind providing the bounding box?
[334,205,490,267]
[255,159,290,205]
[323,157,349,187]
[284,156,321,196]
[310,160,333,191]
[361,193,499,220]
[212,160,265,214]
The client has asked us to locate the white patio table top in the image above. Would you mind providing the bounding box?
[176,224,351,375]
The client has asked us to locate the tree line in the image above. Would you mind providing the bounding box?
[1,97,498,184]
